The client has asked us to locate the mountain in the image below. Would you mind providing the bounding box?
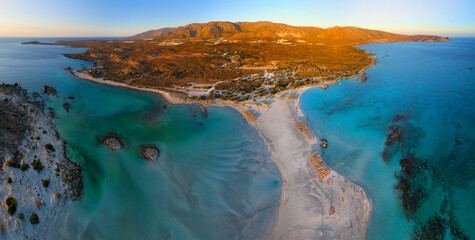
[128,21,450,44]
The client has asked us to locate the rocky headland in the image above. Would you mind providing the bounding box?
[0,84,83,239]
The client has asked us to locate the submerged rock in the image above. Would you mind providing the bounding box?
[394,156,426,217]
[392,114,405,122]
[43,85,58,96]
[140,144,160,162]
[47,107,56,118]
[63,102,71,112]
[385,125,403,147]
[100,133,124,151]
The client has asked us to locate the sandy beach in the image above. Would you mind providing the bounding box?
[72,72,185,105]
[72,71,372,239]
[248,90,372,239]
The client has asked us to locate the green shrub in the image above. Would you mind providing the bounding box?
[45,144,55,152]
[7,205,16,216]
[5,197,17,207]
[29,213,39,225]
[6,160,21,169]
[42,179,50,188]
[18,213,24,221]
[21,163,29,171]
[5,197,17,216]
[6,177,12,183]
[31,159,44,173]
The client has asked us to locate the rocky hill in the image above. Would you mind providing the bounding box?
[128,21,449,45]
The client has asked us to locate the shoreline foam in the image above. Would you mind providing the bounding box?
[71,70,373,239]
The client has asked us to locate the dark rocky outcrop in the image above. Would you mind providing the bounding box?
[63,102,71,112]
[0,83,84,202]
[384,125,403,148]
[381,114,424,164]
[99,133,124,151]
[0,84,35,164]
[140,144,160,162]
[47,107,56,118]
[57,147,83,200]
[43,85,58,96]
[394,155,427,217]
[21,41,41,45]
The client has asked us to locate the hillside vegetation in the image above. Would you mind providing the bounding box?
[48,21,448,101]
[128,21,449,44]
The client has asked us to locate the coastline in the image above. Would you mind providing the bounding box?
[72,72,185,105]
[70,70,373,239]
[0,84,82,239]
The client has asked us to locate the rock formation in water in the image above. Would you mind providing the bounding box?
[43,86,58,96]
[394,156,426,216]
[62,102,71,112]
[21,41,41,45]
[100,133,124,151]
[140,144,160,162]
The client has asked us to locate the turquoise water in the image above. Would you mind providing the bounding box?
[301,38,475,239]
[0,38,281,239]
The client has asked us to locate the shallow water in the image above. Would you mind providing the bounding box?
[0,38,281,239]
[301,38,475,239]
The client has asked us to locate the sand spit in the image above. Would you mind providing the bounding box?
[0,84,82,239]
[248,91,372,239]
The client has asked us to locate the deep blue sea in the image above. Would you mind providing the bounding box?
[0,38,282,239]
[301,38,475,239]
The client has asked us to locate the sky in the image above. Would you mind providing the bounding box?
[0,0,474,37]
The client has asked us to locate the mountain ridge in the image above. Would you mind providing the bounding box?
[127,21,450,44]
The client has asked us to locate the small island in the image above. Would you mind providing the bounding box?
[99,133,124,151]
[140,144,160,162]
[21,41,41,45]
